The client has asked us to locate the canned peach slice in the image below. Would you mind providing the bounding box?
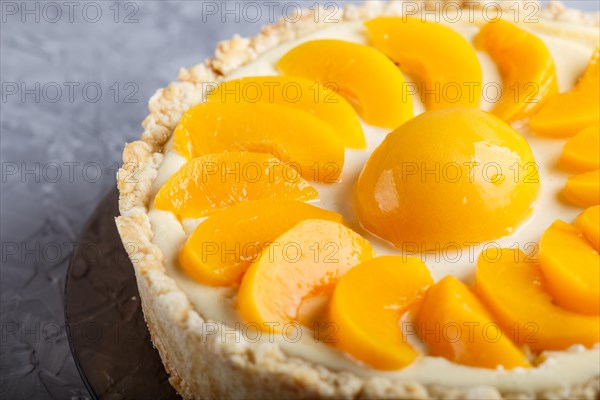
[172,102,344,182]
[560,126,600,171]
[207,76,365,149]
[563,169,600,208]
[475,20,558,122]
[237,219,373,330]
[179,199,342,287]
[475,248,600,351]
[277,39,413,129]
[154,152,317,219]
[574,205,600,250]
[417,276,531,370]
[539,220,600,315]
[329,256,432,370]
[366,17,482,110]
[530,48,599,137]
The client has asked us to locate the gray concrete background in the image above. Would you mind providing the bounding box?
[1,1,598,399]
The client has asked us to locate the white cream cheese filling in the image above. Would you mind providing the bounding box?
[147,18,600,390]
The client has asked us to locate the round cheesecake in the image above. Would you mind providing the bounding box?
[116,1,600,398]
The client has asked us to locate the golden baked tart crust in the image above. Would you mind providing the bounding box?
[116,1,600,398]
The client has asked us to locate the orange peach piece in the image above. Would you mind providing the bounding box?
[179,200,343,287]
[354,108,539,249]
[417,276,530,370]
[539,220,600,315]
[560,126,600,172]
[206,76,366,149]
[563,170,600,208]
[277,39,413,129]
[237,219,374,330]
[366,17,482,110]
[328,256,432,370]
[171,102,344,183]
[475,20,558,122]
[575,205,600,250]
[475,248,600,350]
[154,152,318,219]
[530,48,599,137]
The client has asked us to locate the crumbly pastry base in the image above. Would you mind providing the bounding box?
[116,1,600,398]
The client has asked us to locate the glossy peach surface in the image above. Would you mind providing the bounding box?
[475,20,558,122]
[366,17,482,110]
[179,200,343,286]
[154,152,318,218]
[171,102,344,182]
[530,48,599,137]
[355,108,539,248]
[539,220,600,315]
[277,39,413,128]
[328,256,432,370]
[417,276,531,370]
[206,76,366,149]
[476,248,600,351]
[237,219,374,329]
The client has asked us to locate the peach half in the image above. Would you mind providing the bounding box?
[355,108,539,249]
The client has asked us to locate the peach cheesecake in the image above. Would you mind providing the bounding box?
[116,1,600,398]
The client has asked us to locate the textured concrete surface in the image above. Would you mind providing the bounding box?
[0,1,597,399]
